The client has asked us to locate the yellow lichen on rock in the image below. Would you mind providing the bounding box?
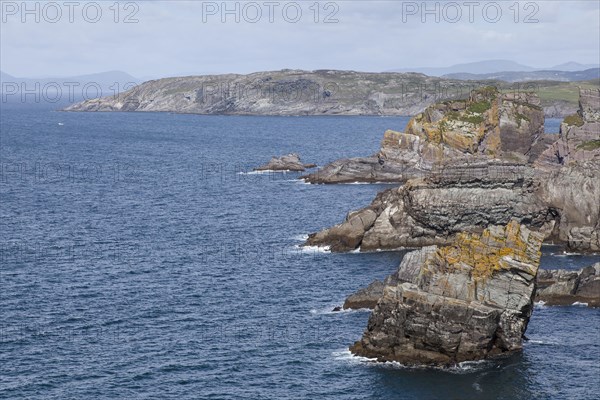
[435,221,542,280]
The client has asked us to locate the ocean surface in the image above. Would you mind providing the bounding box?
[1,105,598,400]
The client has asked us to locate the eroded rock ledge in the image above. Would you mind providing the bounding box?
[350,221,544,366]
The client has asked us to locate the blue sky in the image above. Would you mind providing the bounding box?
[1,0,599,78]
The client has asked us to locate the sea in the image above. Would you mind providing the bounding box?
[1,103,598,399]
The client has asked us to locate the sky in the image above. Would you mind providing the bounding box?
[1,0,599,78]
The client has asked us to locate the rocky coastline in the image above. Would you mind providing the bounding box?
[64,69,591,118]
[304,88,600,253]
[303,87,599,367]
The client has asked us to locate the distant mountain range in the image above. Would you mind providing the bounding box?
[388,60,600,76]
[444,68,600,83]
[0,70,141,104]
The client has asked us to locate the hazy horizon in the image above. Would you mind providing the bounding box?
[2,1,598,78]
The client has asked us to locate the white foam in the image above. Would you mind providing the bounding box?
[572,301,589,306]
[237,170,272,175]
[453,360,489,372]
[331,349,490,372]
[344,181,397,185]
[310,306,371,315]
[293,244,331,254]
[292,234,309,241]
[527,339,557,346]
[332,349,379,364]
[238,169,304,175]
[534,300,546,308]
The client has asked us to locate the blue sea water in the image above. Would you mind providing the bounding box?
[1,105,599,399]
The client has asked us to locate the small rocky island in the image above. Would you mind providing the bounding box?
[350,221,544,366]
[254,153,316,172]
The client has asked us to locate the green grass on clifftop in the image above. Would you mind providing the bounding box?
[577,140,600,151]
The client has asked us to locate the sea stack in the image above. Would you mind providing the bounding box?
[350,221,545,366]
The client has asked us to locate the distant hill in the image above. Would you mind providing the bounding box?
[443,68,600,83]
[0,70,141,104]
[64,69,599,118]
[550,62,600,71]
[388,60,600,77]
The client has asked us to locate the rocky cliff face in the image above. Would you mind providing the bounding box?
[306,161,554,251]
[306,159,599,253]
[303,87,545,184]
[350,222,544,366]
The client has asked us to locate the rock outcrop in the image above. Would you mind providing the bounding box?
[536,88,600,167]
[303,87,545,184]
[306,159,599,253]
[344,280,386,310]
[350,221,544,366]
[536,263,600,307]
[305,89,600,253]
[254,153,315,172]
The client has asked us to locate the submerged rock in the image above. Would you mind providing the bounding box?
[254,153,315,172]
[536,263,600,307]
[350,221,544,366]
